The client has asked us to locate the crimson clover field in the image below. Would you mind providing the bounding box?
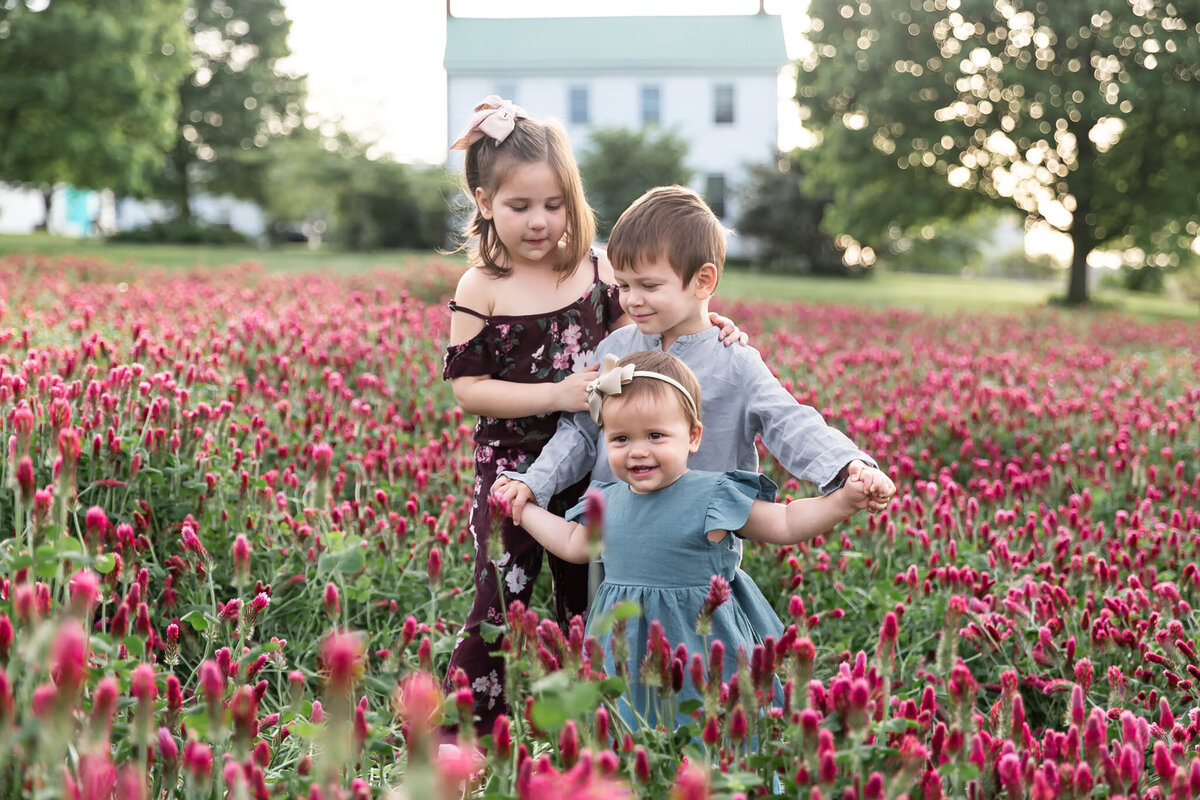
[0,253,1198,799]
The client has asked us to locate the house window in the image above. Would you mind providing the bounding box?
[713,84,735,124]
[569,85,589,124]
[705,174,727,219]
[641,84,661,125]
[496,82,517,104]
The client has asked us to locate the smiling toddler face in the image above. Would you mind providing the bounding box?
[601,393,700,494]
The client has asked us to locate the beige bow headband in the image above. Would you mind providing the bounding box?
[586,354,699,426]
[450,95,529,150]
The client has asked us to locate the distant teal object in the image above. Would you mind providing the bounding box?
[64,187,94,236]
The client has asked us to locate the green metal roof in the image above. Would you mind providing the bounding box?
[445,15,788,72]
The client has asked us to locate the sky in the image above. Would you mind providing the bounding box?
[280,0,811,165]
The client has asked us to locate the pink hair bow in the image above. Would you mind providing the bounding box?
[450,95,529,150]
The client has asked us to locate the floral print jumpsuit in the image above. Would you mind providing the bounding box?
[441,253,623,733]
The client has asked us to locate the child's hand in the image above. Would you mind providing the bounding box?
[493,480,536,525]
[847,460,895,513]
[838,472,873,511]
[556,363,601,412]
[709,311,749,347]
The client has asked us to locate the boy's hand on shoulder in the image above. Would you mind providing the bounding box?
[709,311,749,347]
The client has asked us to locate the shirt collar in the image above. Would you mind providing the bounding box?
[667,326,721,349]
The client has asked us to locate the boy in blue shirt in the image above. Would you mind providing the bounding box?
[495,185,893,524]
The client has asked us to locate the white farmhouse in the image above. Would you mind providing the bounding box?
[444,11,789,256]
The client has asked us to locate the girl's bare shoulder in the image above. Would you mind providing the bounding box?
[453,266,498,312]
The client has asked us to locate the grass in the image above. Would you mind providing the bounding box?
[721,268,1199,320]
[2,232,1196,320]
[0,232,435,273]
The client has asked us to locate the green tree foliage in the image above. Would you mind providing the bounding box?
[796,0,1200,304]
[879,213,994,274]
[736,156,851,275]
[0,0,189,224]
[264,132,455,251]
[163,0,304,222]
[578,127,693,238]
[332,159,455,252]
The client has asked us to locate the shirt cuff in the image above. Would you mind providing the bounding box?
[499,470,551,509]
[819,455,878,495]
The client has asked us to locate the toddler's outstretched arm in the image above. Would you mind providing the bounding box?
[740,484,863,546]
[514,503,592,564]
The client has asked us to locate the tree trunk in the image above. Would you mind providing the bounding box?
[1065,119,1096,306]
[167,77,194,226]
[1066,195,1101,305]
[173,152,194,225]
[35,187,53,232]
[176,175,193,226]
[166,138,194,225]
[1065,184,1094,306]
[1066,235,1089,306]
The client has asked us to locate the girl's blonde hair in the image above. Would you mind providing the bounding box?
[460,116,596,279]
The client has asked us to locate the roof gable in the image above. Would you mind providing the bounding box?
[445,15,788,72]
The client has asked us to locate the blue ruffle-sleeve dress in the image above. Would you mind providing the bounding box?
[566,469,787,729]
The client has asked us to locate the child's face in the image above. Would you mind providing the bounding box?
[601,393,701,494]
[475,160,567,268]
[613,258,711,344]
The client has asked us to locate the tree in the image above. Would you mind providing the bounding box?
[796,0,1200,304]
[264,130,456,251]
[736,156,850,275]
[0,0,189,226]
[876,211,1000,274]
[162,0,304,222]
[578,127,693,238]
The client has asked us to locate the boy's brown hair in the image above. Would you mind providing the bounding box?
[606,185,727,287]
[600,350,703,431]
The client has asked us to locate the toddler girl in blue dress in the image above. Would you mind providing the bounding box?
[517,350,873,730]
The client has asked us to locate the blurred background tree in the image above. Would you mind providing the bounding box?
[578,126,693,239]
[0,0,457,251]
[796,0,1200,305]
[161,0,305,224]
[735,157,1055,279]
[0,0,189,227]
[265,130,455,251]
[879,209,1013,275]
[735,155,851,275]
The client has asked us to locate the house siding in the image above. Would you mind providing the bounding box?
[447,69,780,254]
[445,14,788,257]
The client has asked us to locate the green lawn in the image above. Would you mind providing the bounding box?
[0,232,433,273]
[719,268,1198,320]
[2,232,1196,320]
